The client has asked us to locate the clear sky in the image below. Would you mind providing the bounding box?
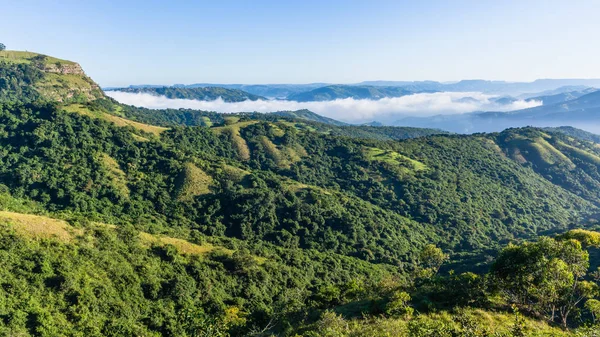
[3,0,599,86]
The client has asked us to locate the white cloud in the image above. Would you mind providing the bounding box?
[105,91,542,123]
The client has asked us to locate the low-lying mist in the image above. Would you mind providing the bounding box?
[105,91,541,123]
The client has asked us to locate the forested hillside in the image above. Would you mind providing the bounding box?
[108,86,266,102]
[3,51,600,335]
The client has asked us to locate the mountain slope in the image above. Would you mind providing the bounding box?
[525,88,597,105]
[268,109,347,125]
[5,50,600,335]
[502,90,600,118]
[543,126,600,143]
[495,127,600,205]
[0,50,103,103]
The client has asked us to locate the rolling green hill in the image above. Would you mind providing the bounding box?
[4,51,600,335]
[269,109,347,125]
[108,102,448,141]
[544,126,600,143]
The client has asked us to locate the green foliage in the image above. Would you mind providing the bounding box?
[491,236,597,327]
[385,291,413,317]
[418,244,448,276]
[0,218,398,336]
[0,43,6,51]
[0,61,43,101]
[496,127,600,205]
[556,229,600,248]
[585,299,600,323]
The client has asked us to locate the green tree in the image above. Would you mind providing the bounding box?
[385,291,414,317]
[491,236,598,327]
[418,244,448,278]
[0,43,5,51]
[585,299,600,324]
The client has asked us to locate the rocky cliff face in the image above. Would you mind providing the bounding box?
[36,60,104,103]
[42,62,86,76]
[0,51,106,103]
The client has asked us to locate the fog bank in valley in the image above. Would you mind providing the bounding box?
[106,91,541,123]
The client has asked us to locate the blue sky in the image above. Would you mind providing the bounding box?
[3,0,599,86]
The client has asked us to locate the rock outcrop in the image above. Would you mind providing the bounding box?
[42,62,86,76]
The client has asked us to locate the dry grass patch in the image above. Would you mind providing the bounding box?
[98,153,130,197]
[103,114,168,136]
[64,104,168,136]
[0,51,75,65]
[222,164,250,183]
[259,136,306,168]
[0,211,81,242]
[260,136,283,163]
[213,121,258,160]
[480,138,505,157]
[175,163,213,201]
[0,210,267,264]
[364,147,427,173]
[284,180,332,195]
[139,232,232,255]
[131,133,150,142]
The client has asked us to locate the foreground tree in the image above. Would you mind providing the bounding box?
[491,235,599,327]
[417,244,448,278]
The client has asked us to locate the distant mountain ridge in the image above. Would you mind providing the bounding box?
[524,88,597,105]
[107,86,266,102]
[174,83,327,98]
[396,89,600,133]
[286,85,434,102]
[358,79,600,95]
[110,79,600,102]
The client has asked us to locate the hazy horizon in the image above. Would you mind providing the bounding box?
[4,0,600,86]
[102,78,600,89]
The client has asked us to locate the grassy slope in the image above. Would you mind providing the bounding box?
[495,127,600,205]
[545,126,600,144]
[175,162,213,201]
[364,146,427,173]
[63,103,168,136]
[0,50,104,103]
[0,51,76,66]
[0,209,239,258]
[301,308,573,336]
